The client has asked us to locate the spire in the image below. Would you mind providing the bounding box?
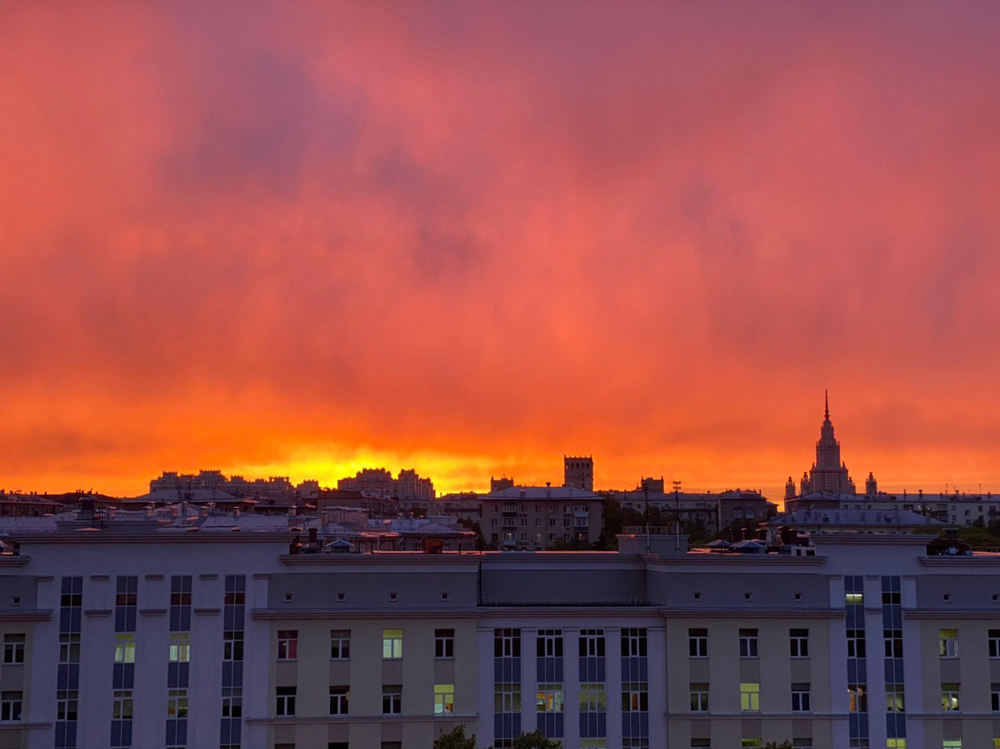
[824,389,829,421]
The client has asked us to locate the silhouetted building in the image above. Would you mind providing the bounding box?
[490,476,514,493]
[798,392,858,495]
[564,455,594,491]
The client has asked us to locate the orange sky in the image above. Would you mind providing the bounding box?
[2,3,1000,499]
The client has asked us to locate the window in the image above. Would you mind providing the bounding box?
[848,684,866,712]
[943,742,962,749]
[886,683,905,712]
[169,633,190,662]
[941,683,960,711]
[329,686,349,715]
[494,628,520,657]
[579,683,606,712]
[939,629,959,658]
[0,692,21,722]
[2,634,24,664]
[434,683,454,715]
[790,629,809,658]
[538,630,563,657]
[59,633,80,664]
[792,742,813,749]
[167,689,188,719]
[277,630,298,660]
[56,690,78,721]
[739,629,758,658]
[845,591,863,605]
[622,682,648,712]
[741,741,761,749]
[382,685,402,715]
[740,683,760,712]
[435,629,454,659]
[223,630,243,661]
[992,684,1000,713]
[690,683,709,712]
[382,629,403,659]
[114,633,135,663]
[112,689,133,719]
[494,684,521,714]
[330,629,351,660]
[222,686,242,718]
[884,630,903,658]
[689,629,708,658]
[791,683,811,712]
[846,629,866,658]
[536,684,564,713]
[276,686,296,716]
[691,741,711,749]
[991,630,1000,659]
[580,629,605,657]
[622,628,647,657]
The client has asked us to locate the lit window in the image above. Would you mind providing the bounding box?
[434,683,454,715]
[622,682,647,712]
[886,683,905,712]
[382,629,403,660]
[494,684,520,714]
[845,592,863,605]
[169,633,189,663]
[114,634,135,664]
[848,684,866,713]
[167,689,188,719]
[112,689,133,720]
[990,630,1000,658]
[941,683,960,712]
[536,684,564,713]
[740,683,759,712]
[579,683,606,712]
[939,629,959,658]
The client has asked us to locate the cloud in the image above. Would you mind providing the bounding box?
[1,2,1000,496]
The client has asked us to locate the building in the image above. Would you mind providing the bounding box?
[3,514,1000,748]
[563,456,594,492]
[792,392,859,497]
[490,477,514,493]
[481,485,603,549]
[337,468,436,502]
[610,487,775,536]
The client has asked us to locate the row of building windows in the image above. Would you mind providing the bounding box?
[688,627,810,658]
[274,683,455,717]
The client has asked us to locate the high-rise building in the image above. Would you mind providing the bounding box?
[797,392,857,495]
[564,455,594,491]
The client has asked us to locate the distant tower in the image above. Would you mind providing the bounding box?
[785,476,796,501]
[490,476,514,493]
[865,472,878,496]
[564,456,594,492]
[798,391,857,495]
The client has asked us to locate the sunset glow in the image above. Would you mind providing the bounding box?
[3,3,1000,497]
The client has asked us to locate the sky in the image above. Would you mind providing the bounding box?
[2,2,1000,499]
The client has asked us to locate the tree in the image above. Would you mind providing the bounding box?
[433,725,478,749]
[511,731,561,749]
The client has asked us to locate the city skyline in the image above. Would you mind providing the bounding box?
[4,4,1000,500]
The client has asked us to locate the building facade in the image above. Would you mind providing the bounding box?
[481,486,604,550]
[2,521,1000,748]
[564,457,595,493]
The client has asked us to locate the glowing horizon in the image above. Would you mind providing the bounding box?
[3,4,1000,500]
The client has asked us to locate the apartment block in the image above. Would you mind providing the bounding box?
[0,520,999,748]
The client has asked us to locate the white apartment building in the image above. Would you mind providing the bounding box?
[0,516,999,748]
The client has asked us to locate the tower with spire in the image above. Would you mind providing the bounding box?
[797,391,857,495]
